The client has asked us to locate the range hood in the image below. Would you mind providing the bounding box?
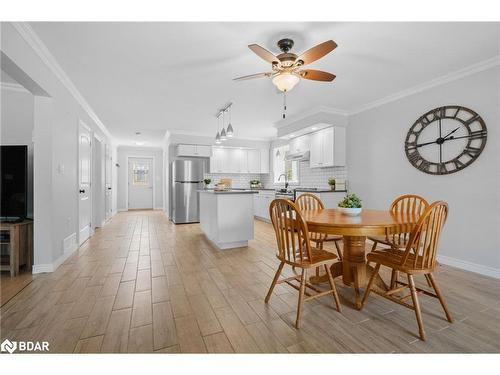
[285,150,310,161]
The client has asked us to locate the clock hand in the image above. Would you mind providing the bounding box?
[439,119,442,164]
[407,140,438,149]
[442,127,460,140]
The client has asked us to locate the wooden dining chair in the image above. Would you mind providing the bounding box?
[266,199,342,328]
[368,194,429,252]
[361,201,452,341]
[295,193,343,260]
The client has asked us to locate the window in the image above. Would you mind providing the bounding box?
[273,145,299,184]
[132,162,150,186]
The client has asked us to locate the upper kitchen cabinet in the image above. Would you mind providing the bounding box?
[247,149,261,174]
[288,134,310,154]
[210,146,269,174]
[310,127,346,168]
[210,147,226,173]
[260,148,269,174]
[176,144,212,157]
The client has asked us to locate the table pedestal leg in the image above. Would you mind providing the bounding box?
[341,236,367,309]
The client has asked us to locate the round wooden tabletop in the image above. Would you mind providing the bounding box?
[301,208,417,236]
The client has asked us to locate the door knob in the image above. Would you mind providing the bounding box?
[79,189,85,193]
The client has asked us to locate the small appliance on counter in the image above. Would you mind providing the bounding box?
[335,179,347,191]
[249,180,262,189]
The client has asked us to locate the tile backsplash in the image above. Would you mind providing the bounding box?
[204,173,263,189]
[209,161,349,189]
[296,162,348,189]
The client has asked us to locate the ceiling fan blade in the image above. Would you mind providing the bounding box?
[295,40,337,66]
[298,69,336,82]
[233,72,273,81]
[248,44,279,64]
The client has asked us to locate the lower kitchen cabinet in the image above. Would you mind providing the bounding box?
[253,191,274,221]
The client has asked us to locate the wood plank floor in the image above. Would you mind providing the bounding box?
[1,210,499,353]
[1,269,33,307]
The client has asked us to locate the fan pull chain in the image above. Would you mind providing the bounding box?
[283,90,287,119]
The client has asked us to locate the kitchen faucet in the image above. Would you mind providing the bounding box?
[278,173,289,190]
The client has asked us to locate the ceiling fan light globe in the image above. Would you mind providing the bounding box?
[226,123,234,138]
[272,72,300,92]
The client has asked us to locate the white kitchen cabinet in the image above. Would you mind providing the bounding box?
[260,148,269,174]
[247,149,261,173]
[210,147,270,174]
[210,147,226,173]
[289,134,310,154]
[176,144,212,157]
[254,191,274,221]
[309,127,346,168]
[309,131,324,168]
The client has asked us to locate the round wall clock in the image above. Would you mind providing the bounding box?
[405,105,487,175]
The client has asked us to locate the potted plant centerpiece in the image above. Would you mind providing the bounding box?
[328,178,336,190]
[203,178,212,189]
[338,193,362,216]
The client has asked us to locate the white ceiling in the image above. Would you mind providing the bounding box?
[29,22,500,146]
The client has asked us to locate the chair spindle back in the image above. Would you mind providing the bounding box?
[388,194,429,245]
[269,199,313,265]
[401,201,448,271]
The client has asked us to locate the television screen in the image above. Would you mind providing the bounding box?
[0,145,28,219]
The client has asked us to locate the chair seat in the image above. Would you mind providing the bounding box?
[285,247,338,269]
[368,235,409,250]
[366,248,433,274]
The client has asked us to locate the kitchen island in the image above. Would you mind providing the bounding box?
[199,190,258,250]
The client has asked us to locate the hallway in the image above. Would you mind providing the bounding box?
[1,210,499,353]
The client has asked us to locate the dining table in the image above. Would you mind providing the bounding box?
[301,208,418,309]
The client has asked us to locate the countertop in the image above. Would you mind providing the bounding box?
[294,188,347,193]
[198,189,258,194]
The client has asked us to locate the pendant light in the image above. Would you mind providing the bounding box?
[220,111,227,141]
[226,106,234,138]
[215,114,221,144]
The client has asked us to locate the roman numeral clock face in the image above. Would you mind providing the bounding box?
[405,106,487,175]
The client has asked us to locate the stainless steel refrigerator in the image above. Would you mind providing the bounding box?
[171,159,205,224]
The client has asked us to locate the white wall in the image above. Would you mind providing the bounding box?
[117,146,164,210]
[0,86,34,143]
[1,23,114,272]
[348,66,500,277]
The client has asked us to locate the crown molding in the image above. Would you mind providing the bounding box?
[350,55,500,115]
[168,129,274,142]
[0,81,29,93]
[11,22,114,141]
[274,105,349,129]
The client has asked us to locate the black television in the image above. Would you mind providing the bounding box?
[0,145,28,221]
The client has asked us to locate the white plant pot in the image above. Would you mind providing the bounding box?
[338,207,362,216]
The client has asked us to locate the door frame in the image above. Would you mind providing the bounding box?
[126,155,156,211]
[77,119,93,245]
[92,133,105,230]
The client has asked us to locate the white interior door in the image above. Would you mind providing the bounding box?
[78,123,92,245]
[128,157,153,210]
[105,144,112,220]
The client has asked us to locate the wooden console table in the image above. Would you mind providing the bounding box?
[0,220,33,277]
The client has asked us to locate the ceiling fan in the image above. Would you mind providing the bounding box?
[234,38,337,92]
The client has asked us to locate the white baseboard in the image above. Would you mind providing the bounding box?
[117,208,128,212]
[32,232,79,274]
[437,254,500,279]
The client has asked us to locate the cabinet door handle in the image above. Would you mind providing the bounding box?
[79,189,85,194]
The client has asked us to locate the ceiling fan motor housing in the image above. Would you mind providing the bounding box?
[277,38,295,53]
